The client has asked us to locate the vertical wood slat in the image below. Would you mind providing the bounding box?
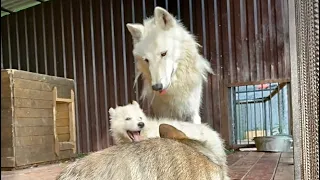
[52,87,60,156]
[79,0,90,153]
[0,0,290,153]
[69,89,76,153]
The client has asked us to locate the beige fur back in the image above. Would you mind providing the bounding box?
[57,138,223,180]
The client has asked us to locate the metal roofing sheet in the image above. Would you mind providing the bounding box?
[1,0,49,17]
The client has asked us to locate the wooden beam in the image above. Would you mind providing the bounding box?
[52,87,59,156]
[69,89,76,153]
[227,79,290,87]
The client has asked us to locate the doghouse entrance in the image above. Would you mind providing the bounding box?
[52,87,76,156]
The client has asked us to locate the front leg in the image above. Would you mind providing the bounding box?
[192,113,201,124]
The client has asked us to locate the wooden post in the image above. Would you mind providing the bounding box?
[52,87,60,156]
[69,89,76,153]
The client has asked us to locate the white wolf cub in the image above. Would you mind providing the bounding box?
[126,7,213,124]
[109,101,229,180]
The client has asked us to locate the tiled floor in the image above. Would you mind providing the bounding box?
[227,151,294,180]
[1,151,294,180]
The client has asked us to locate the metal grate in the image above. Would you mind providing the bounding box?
[230,82,291,145]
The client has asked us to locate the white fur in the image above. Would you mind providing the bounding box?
[109,102,229,180]
[108,101,147,144]
[126,7,213,124]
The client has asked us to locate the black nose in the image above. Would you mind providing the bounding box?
[138,122,144,128]
[152,83,163,91]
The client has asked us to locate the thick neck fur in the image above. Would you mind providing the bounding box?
[134,20,212,101]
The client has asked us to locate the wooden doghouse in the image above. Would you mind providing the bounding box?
[1,69,76,168]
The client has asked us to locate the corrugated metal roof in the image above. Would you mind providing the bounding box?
[1,10,10,17]
[1,0,49,17]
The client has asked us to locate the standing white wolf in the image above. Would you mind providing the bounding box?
[126,7,213,124]
[108,101,229,180]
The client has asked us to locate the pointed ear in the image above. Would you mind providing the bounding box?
[159,124,187,140]
[108,107,116,117]
[126,23,144,42]
[132,100,140,107]
[154,7,176,30]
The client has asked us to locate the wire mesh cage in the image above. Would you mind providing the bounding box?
[229,82,291,145]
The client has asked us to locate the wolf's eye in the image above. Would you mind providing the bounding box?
[139,117,142,120]
[125,117,131,121]
[144,58,149,63]
[161,51,167,57]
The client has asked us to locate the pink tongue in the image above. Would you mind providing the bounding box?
[132,132,142,142]
[159,89,167,95]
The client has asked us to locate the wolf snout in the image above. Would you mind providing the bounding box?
[137,122,145,128]
[152,83,163,91]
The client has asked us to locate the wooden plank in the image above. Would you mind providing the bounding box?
[15,117,53,127]
[58,134,70,142]
[15,144,55,157]
[14,98,52,109]
[1,127,13,148]
[15,126,54,137]
[1,97,12,108]
[56,98,72,103]
[1,157,15,167]
[15,108,53,118]
[229,152,264,179]
[56,103,69,112]
[56,118,69,127]
[1,147,14,157]
[1,83,11,98]
[1,108,13,127]
[1,77,10,85]
[13,78,52,91]
[69,89,76,153]
[242,153,281,180]
[15,135,54,147]
[58,149,76,160]
[56,110,69,119]
[15,144,56,166]
[12,77,74,99]
[11,69,74,86]
[1,70,10,79]
[1,71,10,82]
[57,126,69,134]
[59,142,74,151]
[53,87,60,156]
[15,152,56,167]
[14,88,52,101]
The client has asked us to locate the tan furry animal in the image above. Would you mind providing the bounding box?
[56,124,224,180]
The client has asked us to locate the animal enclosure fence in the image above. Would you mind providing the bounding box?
[229,82,291,145]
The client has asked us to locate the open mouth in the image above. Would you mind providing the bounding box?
[127,131,142,142]
[159,89,167,95]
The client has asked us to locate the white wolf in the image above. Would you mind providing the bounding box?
[126,7,213,124]
[108,101,229,180]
